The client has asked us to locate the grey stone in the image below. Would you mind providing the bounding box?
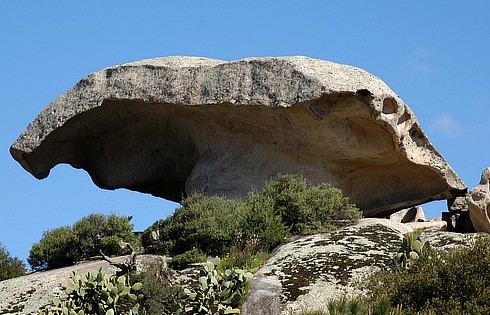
[448,195,469,212]
[388,209,406,222]
[0,255,164,315]
[10,56,466,217]
[468,167,490,232]
[405,220,447,231]
[242,219,477,315]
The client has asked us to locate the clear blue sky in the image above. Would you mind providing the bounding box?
[1,1,489,263]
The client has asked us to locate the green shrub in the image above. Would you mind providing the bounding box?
[259,174,361,235]
[39,269,146,315]
[129,263,185,315]
[174,195,248,256]
[219,250,270,273]
[239,191,288,252]
[73,213,106,258]
[143,174,360,261]
[294,296,404,315]
[169,248,207,270]
[144,195,249,256]
[28,226,80,270]
[141,218,176,254]
[29,213,140,270]
[74,213,140,258]
[0,242,26,281]
[364,234,490,314]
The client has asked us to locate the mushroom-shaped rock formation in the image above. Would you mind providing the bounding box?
[10,56,466,217]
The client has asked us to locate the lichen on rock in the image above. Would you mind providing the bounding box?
[242,218,478,315]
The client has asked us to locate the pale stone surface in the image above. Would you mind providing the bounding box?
[10,56,466,217]
[405,220,447,231]
[389,209,407,222]
[468,167,490,232]
[242,219,476,315]
[0,255,164,315]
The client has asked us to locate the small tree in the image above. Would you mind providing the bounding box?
[28,213,140,270]
[74,213,139,259]
[73,213,106,258]
[28,226,80,270]
[0,242,26,281]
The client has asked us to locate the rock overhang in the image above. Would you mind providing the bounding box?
[10,56,467,217]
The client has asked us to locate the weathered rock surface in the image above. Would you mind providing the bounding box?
[10,56,466,217]
[0,255,164,315]
[468,167,490,232]
[242,218,476,315]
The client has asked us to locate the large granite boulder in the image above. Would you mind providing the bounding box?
[468,168,490,232]
[242,219,476,315]
[10,56,466,217]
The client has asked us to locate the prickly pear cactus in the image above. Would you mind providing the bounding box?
[180,258,253,314]
[39,269,146,315]
[397,230,431,269]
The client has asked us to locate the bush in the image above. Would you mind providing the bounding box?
[239,191,288,253]
[29,213,140,270]
[259,174,361,235]
[174,195,248,256]
[169,248,206,270]
[220,250,270,273]
[295,296,403,315]
[144,195,250,256]
[0,242,26,281]
[74,213,140,258]
[130,263,186,315]
[72,213,106,258]
[143,174,360,261]
[362,234,490,314]
[28,226,80,270]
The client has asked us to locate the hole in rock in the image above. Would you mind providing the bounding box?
[382,97,398,115]
[409,126,425,147]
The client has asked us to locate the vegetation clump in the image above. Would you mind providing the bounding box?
[0,242,26,281]
[180,258,252,315]
[129,262,185,315]
[28,226,80,270]
[39,269,146,315]
[28,213,140,270]
[143,174,361,262]
[397,229,431,269]
[366,233,490,314]
[169,248,207,270]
